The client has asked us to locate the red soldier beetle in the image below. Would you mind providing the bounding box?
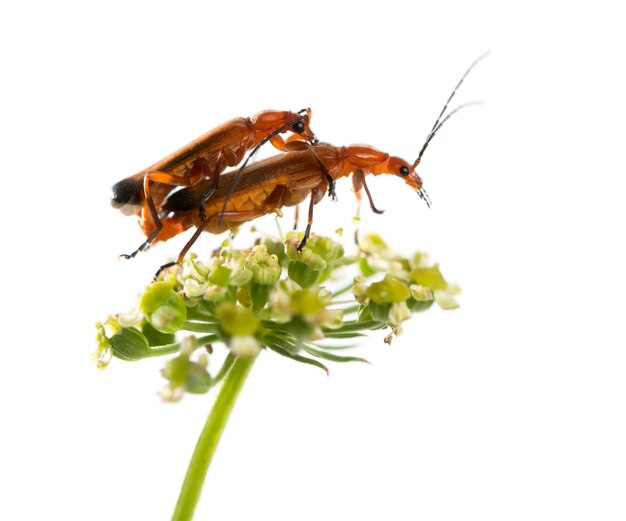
[111,108,316,258]
[157,140,424,257]
[114,53,488,278]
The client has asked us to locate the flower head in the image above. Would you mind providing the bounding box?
[96,231,459,399]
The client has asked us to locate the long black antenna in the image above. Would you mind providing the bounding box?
[413,51,490,167]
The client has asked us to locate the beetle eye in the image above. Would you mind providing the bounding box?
[399,166,410,176]
[293,121,305,133]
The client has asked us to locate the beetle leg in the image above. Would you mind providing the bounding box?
[197,169,221,221]
[217,114,312,227]
[361,176,384,215]
[152,208,267,280]
[297,186,323,252]
[306,145,336,201]
[293,205,300,230]
[121,163,206,260]
[352,170,383,215]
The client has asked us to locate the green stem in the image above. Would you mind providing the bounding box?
[171,354,257,521]
[145,334,220,358]
[182,321,218,333]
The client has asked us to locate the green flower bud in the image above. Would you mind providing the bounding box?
[290,289,325,314]
[182,254,210,283]
[185,365,213,395]
[288,261,322,289]
[93,321,113,370]
[251,264,282,286]
[286,238,327,270]
[216,301,259,337]
[306,234,344,265]
[269,283,343,336]
[203,285,227,302]
[140,283,187,333]
[366,276,411,304]
[358,233,391,256]
[139,281,176,314]
[184,278,209,298]
[284,234,344,288]
[352,276,369,304]
[408,284,435,312]
[150,306,177,331]
[232,267,254,287]
[102,315,122,338]
[258,237,288,265]
[236,287,252,307]
[208,266,232,287]
[159,336,212,401]
[411,264,448,290]
[241,244,283,288]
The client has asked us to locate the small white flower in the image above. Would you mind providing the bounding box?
[118,312,143,328]
[151,305,177,330]
[435,291,460,310]
[184,278,209,298]
[410,284,433,301]
[389,301,411,327]
[229,336,261,358]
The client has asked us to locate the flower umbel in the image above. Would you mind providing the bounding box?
[95,233,458,395]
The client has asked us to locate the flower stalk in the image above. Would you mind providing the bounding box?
[171,353,256,521]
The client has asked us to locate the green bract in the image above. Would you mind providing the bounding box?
[95,232,459,399]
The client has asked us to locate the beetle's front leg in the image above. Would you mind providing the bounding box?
[352,170,384,214]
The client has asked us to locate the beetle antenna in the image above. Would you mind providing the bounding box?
[413,51,489,168]
[414,101,483,168]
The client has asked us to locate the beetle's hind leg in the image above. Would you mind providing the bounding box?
[120,159,207,259]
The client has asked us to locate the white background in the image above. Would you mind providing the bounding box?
[1,1,625,520]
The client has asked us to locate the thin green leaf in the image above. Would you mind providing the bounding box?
[325,320,384,333]
[194,334,221,344]
[141,333,221,358]
[185,304,216,322]
[332,282,355,298]
[212,352,237,384]
[266,343,329,375]
[260,333,298,349]
[182,321,219,333]
[322,331,368,339]
[311,343,359,350]
[335,304,360,315]
[301,344,369,364]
